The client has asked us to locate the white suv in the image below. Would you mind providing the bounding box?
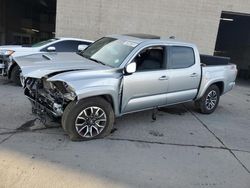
[0,37,93,85]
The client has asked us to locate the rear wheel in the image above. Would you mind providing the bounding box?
[10,65,21,86]
[197,85,220,114]
[62,97,114,141]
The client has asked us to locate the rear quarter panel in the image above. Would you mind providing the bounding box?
[197,64,237,99]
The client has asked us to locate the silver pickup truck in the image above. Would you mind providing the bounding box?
[22,34,237,141]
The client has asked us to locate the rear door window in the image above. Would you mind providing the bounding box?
[169,46,195,69]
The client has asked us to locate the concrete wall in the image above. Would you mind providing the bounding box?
[56,0,250,54]
[0,0,6,44]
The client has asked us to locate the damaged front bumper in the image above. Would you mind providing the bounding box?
[24,87,64,118]
[24,77,76,119]
[25,92,63,117]
[0,55,10,76]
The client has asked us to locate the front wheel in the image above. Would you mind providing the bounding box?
[62,97,115,141]
[196,85,220,114]
[10,65,21,86]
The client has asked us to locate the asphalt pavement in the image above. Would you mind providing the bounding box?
[0,77,249,188]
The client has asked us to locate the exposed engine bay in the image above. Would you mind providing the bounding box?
[24,77,76,118]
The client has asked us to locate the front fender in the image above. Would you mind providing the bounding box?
[46,68,123,116]
[75,86,120,116]
[48,74,122,116]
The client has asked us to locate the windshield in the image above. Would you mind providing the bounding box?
[80,37,138,67]
[31,38,58,47]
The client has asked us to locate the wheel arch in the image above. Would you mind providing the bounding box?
[7,61,18,79]
[76,93,119,116]
[62,94,115,141]
[213,81,224,95]
[100,94,115,111]
[197,79,225,100]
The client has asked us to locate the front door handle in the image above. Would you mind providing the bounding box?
[159,75,168,80]
[190,73,198,77]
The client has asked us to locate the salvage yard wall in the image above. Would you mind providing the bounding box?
[56,0,250,54]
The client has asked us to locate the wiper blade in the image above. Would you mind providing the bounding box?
[77,55,112,67]
[77,52,86,58]
[89,58,106,66]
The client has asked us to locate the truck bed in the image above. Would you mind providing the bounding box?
[200,54,230,66]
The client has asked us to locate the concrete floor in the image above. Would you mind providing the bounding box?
[0,77,249,188]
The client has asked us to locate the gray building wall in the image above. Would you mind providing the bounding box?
[56,0,250,54]
[0,0,6,44]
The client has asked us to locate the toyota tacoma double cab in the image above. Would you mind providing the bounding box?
[22,34,237,141]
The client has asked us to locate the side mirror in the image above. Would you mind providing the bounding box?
[78,44,88,51]
[125,62,136,74]
[47,46,56,52]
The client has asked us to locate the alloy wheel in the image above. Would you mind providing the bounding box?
[75,106,107,138]
[205,90,217,110]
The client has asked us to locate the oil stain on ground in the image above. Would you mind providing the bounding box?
[16,119,37,131]
[149,130,164,137]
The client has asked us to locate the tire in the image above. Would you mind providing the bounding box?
[197,85,220,114]
[10,65,21,86]
[62,97,115,141]
[61,100,76,132]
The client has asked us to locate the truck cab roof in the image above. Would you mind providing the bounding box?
[108,33,195,47]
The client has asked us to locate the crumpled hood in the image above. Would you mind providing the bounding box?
[22,55,110,78]
[47,67,122,82]
[15,52,84,67]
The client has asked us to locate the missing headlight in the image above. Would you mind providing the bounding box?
[52,81,76,100]
[50,81,67,93]
[63,92,76,100]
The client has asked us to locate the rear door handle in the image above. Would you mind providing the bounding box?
[159,75,168,80]
[190,73,198,77]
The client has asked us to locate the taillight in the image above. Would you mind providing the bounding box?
[230,64,236,70]
[230,64,238,75]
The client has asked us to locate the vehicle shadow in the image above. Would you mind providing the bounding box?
[0,77,18,86]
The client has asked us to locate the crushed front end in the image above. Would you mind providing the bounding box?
[0,50,15,76]
[0,55,11,76]
[24,77,76,119]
